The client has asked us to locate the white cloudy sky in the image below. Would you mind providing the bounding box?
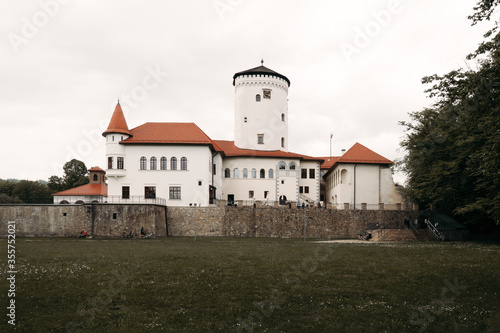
[0,0,493,184]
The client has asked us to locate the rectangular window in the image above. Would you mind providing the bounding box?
[264,191,269,199]
[309,169,315,179]
[108,157,113,169]
[257,134,264,144]
[299,186,303,194]
[301,168,307,179]
[249,190,254,199]
[198,180,202,186]
[122,186,130,199]
[169,186,181,200]
[117,157,124,169]
[145,186,156,199]
[305,186,309,194]
[212,164,216,175]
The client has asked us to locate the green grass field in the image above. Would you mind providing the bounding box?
[1,237,500,332]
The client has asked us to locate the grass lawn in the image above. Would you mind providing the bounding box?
[1,237,500,332]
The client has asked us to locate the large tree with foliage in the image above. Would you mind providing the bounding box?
[48,159,89,192]
[400,1,500,227]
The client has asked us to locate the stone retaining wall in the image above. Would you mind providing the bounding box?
[0,204,167,237]
[1,204,420,239]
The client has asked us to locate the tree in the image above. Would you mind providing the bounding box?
[47,175,64,193]
[400,1,500,226]
[63,159,89,190]
[11,180,53,204]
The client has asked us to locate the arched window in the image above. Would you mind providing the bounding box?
[260,169,265,178]
[289,161,296,170]
[251,168,257,178]
[281,137,285,148]
[281,113,285,122]
[234,168,239,178]
[225,168,230,178]
[150,157,157,170]
[160,157,167,170]
[278,161,286,170]
[93,174,98,181]
[268,169,274,178]
[59,200,69,204]
[171,157,177,170]
[243,168,248,178]
[181,157,187,170]
[256,94,261,102]
[341,169,348,184]
[140,156,147,170]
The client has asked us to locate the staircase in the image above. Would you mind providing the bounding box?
[367,229,436,242]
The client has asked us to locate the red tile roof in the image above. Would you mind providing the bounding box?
[322,142,393,177]
[319,156,341,170]
[89,166,105,172]
[337,142,393,165]
[102,103,132,137]
[213,140,323,161]
[52,183,108,197]
[121,122,222,150]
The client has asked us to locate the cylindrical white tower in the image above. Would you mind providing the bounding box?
[233,62,290,151]
[102,102,132,177]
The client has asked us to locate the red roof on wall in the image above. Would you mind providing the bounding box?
[322,142,393,177]
[121,122,222,150]
[320,156,341,170]
[213,140,322,161]
[337,142,393,164]
[102,103,132,136]
[52,184,108,197]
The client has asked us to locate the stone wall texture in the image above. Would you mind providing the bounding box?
[0,204,167,237]
[167,206,421,239]
[1,204,420,239]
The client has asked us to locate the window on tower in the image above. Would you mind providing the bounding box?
[256,94,261,102]
[281,113,285,122]
[257,134,264,144]
[108,157,113,169]
[263,90,271,99]
[117,157,124,169]
[281,137,285,148]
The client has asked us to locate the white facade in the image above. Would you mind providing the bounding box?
[221,157,321,204]
[325,163,402,209]
[105,144,216,207]
[234,73,289,151]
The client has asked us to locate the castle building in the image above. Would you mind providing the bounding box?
[52,167,108,204]
[100,62,401,208]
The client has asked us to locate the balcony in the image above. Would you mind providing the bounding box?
[105,168,126,178]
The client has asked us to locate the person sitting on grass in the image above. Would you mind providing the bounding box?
[78,230,87,238]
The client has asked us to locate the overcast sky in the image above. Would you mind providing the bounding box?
[0,0,493,184]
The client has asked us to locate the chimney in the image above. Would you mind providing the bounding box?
[341,149,346,155]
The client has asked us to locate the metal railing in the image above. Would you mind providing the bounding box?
[425,218,445,241]
[104,195,167,206]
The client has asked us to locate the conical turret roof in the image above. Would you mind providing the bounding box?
[233,63,290,87]
[102,102,132,137]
